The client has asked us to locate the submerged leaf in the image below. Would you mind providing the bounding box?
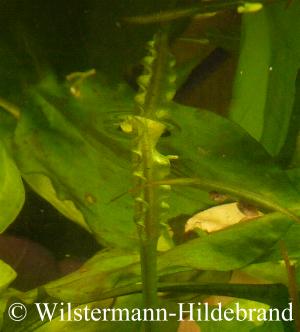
[8,212,290,305]
[0,261,17,331]
[0,260,16,292]
[229,9,270,141]
[11,78,137,248]
[36,249,140,303]
[8,75,211,248]
[7,61,300,250]
[159,213,293,272]
[0,142,24,232]
[24,173,89,231]
[229,2,300,156]
[162,106,300,221]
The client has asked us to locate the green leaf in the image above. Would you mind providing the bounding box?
[0,141,25,232]
[260,2,300,155]
[158,213,293,272]
[24,173,90,231]
[0,263,17,331]
[243,261,288,283]
[229,9,270,141]
[9,75,211,248]
[31,249,140,303]
[229,2,300,156]
[12,78,137,248]
[0,260,16,293]
[10,74,300,248]
[163,105,300,220]
[17,212,292,306]
[251,321,284,332]
[27,216,292,305]
[0,215,289,329]
[255,222,300,263]
[277,71,300,167]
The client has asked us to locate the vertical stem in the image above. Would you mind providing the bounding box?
[280,241,300,332]
[136,129,161,332]
[132,31,172,332]
[139,229,159,307]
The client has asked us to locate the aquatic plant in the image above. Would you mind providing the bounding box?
[0,0,300,331]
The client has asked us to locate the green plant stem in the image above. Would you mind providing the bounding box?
[134,31,171,332]
[124,0,275,24]
[0,97,20,119]
[94,282,289,308]
[139,232,159,305]
[151,177,300,223]
[280,241,300,332]
[136,137,160,331]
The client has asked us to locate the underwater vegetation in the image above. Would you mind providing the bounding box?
[0,0,300,331]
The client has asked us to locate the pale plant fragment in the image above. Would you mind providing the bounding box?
[0,97,20,120]
[185,202,262,233]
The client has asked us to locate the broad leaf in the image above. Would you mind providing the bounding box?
[158,213,293,272]
[229,2,300,156]
[9,76,212,248]
[20,215,293,305]
[12,79,137,248]
[0,260,16,293]
[261,2,300,155]
[9,75,300,248]
[229,9,270,141]
[28,249,140,304]
[0,141,24,232]
[256,222,300,263]
[2,213,292,330]
[24,173,89,231]
[0,261,16,331]
[163,105,300,219]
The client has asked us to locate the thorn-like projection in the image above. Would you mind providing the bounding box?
[123,32,177,322]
